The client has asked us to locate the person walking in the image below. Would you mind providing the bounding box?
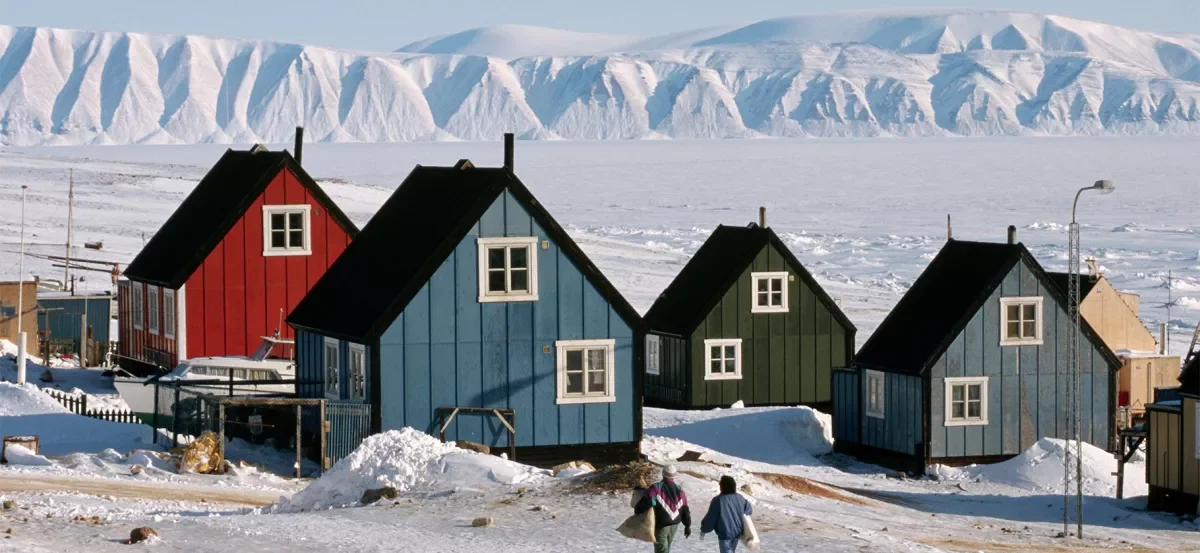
[700,475,754,553]
[634,465,692,552]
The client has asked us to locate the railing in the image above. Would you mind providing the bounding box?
[42,388,142,425]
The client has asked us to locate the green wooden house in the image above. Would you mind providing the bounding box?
[642,221,855,410]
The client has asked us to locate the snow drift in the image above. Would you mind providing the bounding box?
[281,428,549,511]
[935,437,1147,497]
[644,406,834,466]
[0,382,155,455]
[6,10,1200,144]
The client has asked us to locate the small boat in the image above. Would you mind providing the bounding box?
[113,336,296,418]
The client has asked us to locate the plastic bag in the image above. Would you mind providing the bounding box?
[741,514,760,550]
[617,489,656,543]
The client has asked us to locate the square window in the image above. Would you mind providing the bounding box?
[263,205,312,256]
[348,344,366,401]
[945,377,988,426]
[645,335,661,376]
[556,340,615,404]
[865,370,885,418]
[478,237,539,302]
[704,339,742,381]
[750,272,789,313]
[1000,297,1043,346]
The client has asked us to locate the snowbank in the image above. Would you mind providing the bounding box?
[935,438,1147,497]
[644,406,833,466]
[282,428,549,511]
[0,382,154,455]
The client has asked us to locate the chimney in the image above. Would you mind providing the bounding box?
[294,126,304,166]
[758,206,766,228]
[503,133,514,171]
[1160,323,1168,355]
[1007,225,1016,245]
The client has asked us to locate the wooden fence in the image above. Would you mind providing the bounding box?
[42,388,141,425]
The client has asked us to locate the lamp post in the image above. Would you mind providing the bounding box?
[1065,179,1115,539]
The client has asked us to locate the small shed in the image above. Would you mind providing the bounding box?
[0,281,37,344]
[36,292,115,364]
[288,136,644,468]
[1144,396,1194,513]
[1046,272,1180,423]
[642,222,855,410]
[833,233,1122,473]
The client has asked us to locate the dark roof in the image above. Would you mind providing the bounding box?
[1045,272,1099,300]
[1180,355,1199,395]
[287,164,642,342]
[855,240,1120,375]
[123,148,358,288]
[643,224,855,337]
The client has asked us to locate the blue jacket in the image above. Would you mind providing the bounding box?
[700,492,752,540]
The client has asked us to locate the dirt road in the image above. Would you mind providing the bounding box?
[0,474,283,506]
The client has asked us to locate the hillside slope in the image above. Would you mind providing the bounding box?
[4,10,1200,144]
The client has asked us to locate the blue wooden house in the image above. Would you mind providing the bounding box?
[37,292,115,361]
[287,136,644,467]
[832,231,1121,473]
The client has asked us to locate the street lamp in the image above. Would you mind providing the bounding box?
[1065,179,1115,539]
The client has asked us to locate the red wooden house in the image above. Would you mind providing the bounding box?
[117,145,359,374]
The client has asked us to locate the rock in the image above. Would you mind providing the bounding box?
[2,501,14,510]
[471,517,494,528]
[550,460,596,476]
[455,440,490,455]
[179,432,222,474]
[38,370,53,383]
[740,484,754,496]
[517,487,528,495]
[530,505,550,512]
[127,527,157,544]
[677,450,704,462]
[360,487,399,505]
[4,529,11,534]
[130,464,143,475]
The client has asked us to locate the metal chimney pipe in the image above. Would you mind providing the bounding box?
[294,126,304,165]
[1007,225,1016,245]
[1160,323,1167,355]
[758,207,766,228]
[947,214,952,240]
[503,133,514,171]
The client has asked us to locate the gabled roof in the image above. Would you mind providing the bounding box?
[1180,355,1199,395]
[854,240,1120,375]
[123,148,358,288]
[643,224,855,337]
[1045,272,1100,301]
[287,164,642,342]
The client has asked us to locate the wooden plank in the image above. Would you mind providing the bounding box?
[405,287,433,434]
[609,310,634,443]
[783,271,800,405]
[964,310,983,377]
[283,173,308,338]
[203,243,225,356]
[223,218,248,355]
[690,329,706,407]
[557,249,584,444]
[719,283,740,405]
[504,191,532,237]
[242,194,267,354]
[797,286,814,405]
[452,232,484,443]
[429,256,458,440]
[378,335,404,430]
[945,332,964,378]
[1001,372,1019,455]
[815,304,831,404]
[929,358,946,457]
[532,234,558,446]
[481,302,508,446]
[583,283,610,444]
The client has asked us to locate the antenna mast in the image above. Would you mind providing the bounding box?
[65,169,74,289]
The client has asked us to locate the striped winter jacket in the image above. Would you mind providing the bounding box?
[634,479,692,529]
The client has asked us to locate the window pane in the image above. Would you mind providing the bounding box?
[566,373,583,394]
[289,229,304,248]
[1006,321,1020,339]
[724,359,736,374]
[1022,304,1036,322]
[510,247,528,269]
[588,349,606,371]
[968,401,981,418]
[1006,304,1019,322]
[710,360,721,374]
[757,279,768,292]
[488,271,506,293]
[968,384,981,401]
[271,213,286,231]
[724,345,737,359]
[952,385,964,402]
[952,403,964,419]
[487,248,505,269]
[510,269,528,292]
[710,346,721,360]
[771,278,783,292]
[1022,321,1036,338]
[771,292,783,306]
[271,230,286,248]
[588,370,606,394]
[566,350,583,372]
[288,212,303,231]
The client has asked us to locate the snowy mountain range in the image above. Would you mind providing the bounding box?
[5,10,1200,145]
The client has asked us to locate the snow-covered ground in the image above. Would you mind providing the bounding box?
[2,138,1197,355]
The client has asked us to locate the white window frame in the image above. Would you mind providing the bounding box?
[999,296,1044,346]
[262,205,312,256]
[324,337,340,399]
[944,376,989,426]
[348,343,366,401]
[750,271,789,314]
[132,283,144,331]
[645,335,661,376]
[163,288,176,340]
[555,339,616,405]
[146,285,160,335]
[477,236,539,303]
[865,370,885,419]
[704,338,743,381]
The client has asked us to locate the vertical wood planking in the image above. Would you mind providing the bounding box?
[557,248,585,445]
[203,244,225,357]
[224,218,247,356]
[609,307,634,442]
[815,303,831,403]
[532,232,559,446]
[583,283,610,443]
[405,286,433,434]
[243,194,267,354]
[282,173,308,340]
[455,227,483,443]
[798,285,814,405]
[720,283,740,405]
[262,174,288,354]
[429,256,459,441]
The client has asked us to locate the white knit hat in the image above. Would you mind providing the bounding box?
[662,465,678,478]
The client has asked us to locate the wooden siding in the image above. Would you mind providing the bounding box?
[182,167,351,360]
[862,370,923,456]
[376,191,636,450]
[0,282,37,343]
[1148,406,1182,491]
[1184,397,1200,495]
[1082,277,1157,353]
[38,296,114,344]
[294,329,371,402]
[832,369,860,444]
[929,259,1116,460]
[645,333,688,407]
[117,280,177,370]
[687,242,851,408]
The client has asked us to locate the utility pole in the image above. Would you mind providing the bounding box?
[16,185,28,384]
[64,169,73,288]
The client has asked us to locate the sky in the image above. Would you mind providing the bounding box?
[2,0,1197,51]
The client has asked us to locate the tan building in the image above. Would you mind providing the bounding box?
[1048,272,1180,422]
[0,281,38,345]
